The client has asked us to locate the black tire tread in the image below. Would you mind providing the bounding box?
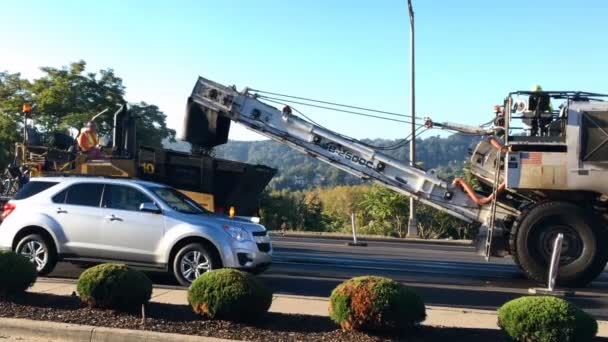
[509,201,608,287]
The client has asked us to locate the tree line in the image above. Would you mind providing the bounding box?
[215,134,482,191]
[259,183,477,240]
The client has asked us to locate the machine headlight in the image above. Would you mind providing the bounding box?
[223,225,251,242]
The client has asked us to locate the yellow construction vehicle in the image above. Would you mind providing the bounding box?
[1,104,275,216]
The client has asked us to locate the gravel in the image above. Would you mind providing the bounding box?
[0,292,512,341]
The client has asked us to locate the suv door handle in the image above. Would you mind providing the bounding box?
[56,208,68,214]
[105,214,123,222]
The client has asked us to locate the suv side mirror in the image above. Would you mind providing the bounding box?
[140,202,161,214]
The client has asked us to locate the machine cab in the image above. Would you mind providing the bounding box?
[469,91,608,195]
[501,91,608,193]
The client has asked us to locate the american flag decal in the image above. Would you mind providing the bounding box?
[521,152,543,165]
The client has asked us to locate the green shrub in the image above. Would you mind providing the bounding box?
[329,276,426,332]
[187,269,272,321]
[498,296,597,342]
[77,263,152,310]
[0,252,37,294]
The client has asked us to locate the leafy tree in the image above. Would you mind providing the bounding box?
[461,160,481,190]
[303,191,325,231]
[0,72,33,121]
[0,72,32,168]
[359,185,409,237]
[259,190,306,230]
[316,185,371,232]
[29,61,125,135]
[260,189,330,232]
[0,115,19,168]
[130,102,176,148]
[415,204,474,239]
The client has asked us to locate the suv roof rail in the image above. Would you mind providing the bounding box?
[37,173,135,180]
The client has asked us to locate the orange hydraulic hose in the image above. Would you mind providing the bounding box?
[488,137,508,153]
[453,136,506,205]
[452,178,505,205]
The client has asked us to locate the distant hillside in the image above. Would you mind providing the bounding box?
[206,134,481,191]
[163,139,192,153]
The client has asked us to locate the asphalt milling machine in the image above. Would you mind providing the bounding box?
[0,104,276,217]
[185,76,608,287]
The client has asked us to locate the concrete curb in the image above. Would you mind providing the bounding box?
[270,231,473,246]
[0,317,234,342]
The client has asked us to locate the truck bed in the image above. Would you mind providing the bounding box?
[138,146,276,216]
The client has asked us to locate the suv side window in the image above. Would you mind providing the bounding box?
[102,184,152,212]
[13,181,58,200]
[64,183,104,207]
[52,189,68,203]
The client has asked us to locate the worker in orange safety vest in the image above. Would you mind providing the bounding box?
[77,121,102,159]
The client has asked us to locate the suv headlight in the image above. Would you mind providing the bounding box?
[223,225,251,242]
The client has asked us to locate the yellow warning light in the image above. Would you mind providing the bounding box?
[229,206,236,218]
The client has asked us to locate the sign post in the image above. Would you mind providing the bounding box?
[407,0,419,238]
[528,233,573,297]
[547,233,564,292]
[347,212,367,247]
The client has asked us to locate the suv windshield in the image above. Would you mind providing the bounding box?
[147,186,210,215]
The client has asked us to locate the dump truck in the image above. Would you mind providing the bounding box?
[184,76,608,287]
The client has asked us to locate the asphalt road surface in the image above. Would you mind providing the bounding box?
[46,235,608,319]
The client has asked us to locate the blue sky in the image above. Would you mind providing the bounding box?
[1,0,607,141]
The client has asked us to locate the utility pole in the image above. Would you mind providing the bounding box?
[407,0,418,238]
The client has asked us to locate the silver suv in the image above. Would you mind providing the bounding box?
[0,177,272,286]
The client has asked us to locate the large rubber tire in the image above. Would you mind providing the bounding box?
[15,234,58,276]
[172,243,220,287]
[510,201,608,287]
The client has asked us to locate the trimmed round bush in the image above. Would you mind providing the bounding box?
[498,296,597,342]
[0,252,37,294]
[187,268,272,321]
[329,276,426,332]
[77,263,152,310]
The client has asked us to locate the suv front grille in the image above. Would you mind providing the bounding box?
[252,230,267,237]
[257,243,271,253]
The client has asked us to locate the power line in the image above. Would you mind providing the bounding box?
[260,97,426,151]
[373,125,427,150]
[261,98,323,126]
[258,95,426,126]
[250,89,426,120]
[249,87,488,143]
